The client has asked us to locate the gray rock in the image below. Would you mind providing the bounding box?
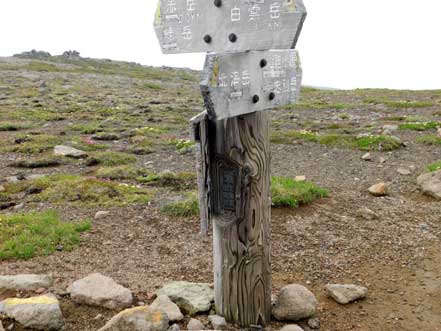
[280,325,304,331]
[187,318,205,330]
[0,274,53,291]
[382,125,398,132]
[95,211,111,220]
[54,145,87,158]
[272,284,317,321]
[0,294,63,330]
[168,324,180,331]
[307,317,320,329]
[357,207,377,220]
[417,170,441,200]
[68,273,133,309]
[208,315,227,330]
[150,295,183,322]
[157,282,213,315]
[397,167,412,176]
[98,306,169,331]
[361,153,371,161]
[368,182,387,197]
[326,284,368,304]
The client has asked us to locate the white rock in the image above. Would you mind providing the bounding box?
[437,128,441,138]
[308,317,320,329]
[168,324,180,331]
[272,284,317,321]
[397,167,412,176]
[294,176,306,182]
[157,281,213,315]
[326,284,368,304]
[280,325,304,331]
[0,274,53,291]
[0,294,63,330]
[95,211,110,220]
[68,273,133,309]
[368,182,387,197]
[150,295,183,322]
[208,315,227,330]
[417,170,441,200]
[187,318,205,330]
[0,185,5,192]
[361,153,371,161]
[54,145,87,158]
[382,125,398,132]
[98,306,169,331]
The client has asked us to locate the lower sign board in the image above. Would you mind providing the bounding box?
[200,49,302,120]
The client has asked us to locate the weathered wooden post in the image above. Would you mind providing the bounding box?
[154,0,306,327]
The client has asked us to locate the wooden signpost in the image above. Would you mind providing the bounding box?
[154,0,306,327]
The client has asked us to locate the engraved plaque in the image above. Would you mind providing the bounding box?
[220,168,237,211]
[154,0,306,54]
[201,49,302,119]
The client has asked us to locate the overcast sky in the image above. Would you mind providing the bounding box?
[1,0,440,90]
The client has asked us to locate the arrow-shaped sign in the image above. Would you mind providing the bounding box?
[201,49,302,120]
[154,0,306,54]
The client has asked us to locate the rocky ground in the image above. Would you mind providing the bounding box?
[0,53,440,331]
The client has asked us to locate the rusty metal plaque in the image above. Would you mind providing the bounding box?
[200,49,302,119]
[154,0,306,54]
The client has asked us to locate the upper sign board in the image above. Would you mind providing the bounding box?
[201,49,302,120]
[154,0,306,54]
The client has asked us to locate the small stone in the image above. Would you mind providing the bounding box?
[13,203,24,210]
[272,284,317,321]
[0,320,4,331]
[294,176,306,182]
[157,281,213,315]
[150,295,183,322]
[361,153,371,161]
[437,128,441,138]
[379,157,386,164]
[168,324,180,331]
[187,318,205,331]
[0,274,53,291]
[0,294,63,330]
[94,314,104,320]
[357,207,377,220]
[54,145,87,159]
[382,125,398,132]
[95,211,110,220]
[68,273,133,309]
[397,167,412,176]
[368,182,387,197]
[208,315,227,330]
[417,170,441,200]
[98,306,169,331]
[307,317,320,329]
[280,325,304,331]
[326,284,368,304]
[0,185,5,192]
[35,287,46,294]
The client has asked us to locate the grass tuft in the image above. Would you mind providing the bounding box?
[0,210,91,260]
[417,134,441,145]
[398,122,439,131]
[427,161,441,172]
[271,176,328,208]
[86,151,136,166]
[160,193,199,217]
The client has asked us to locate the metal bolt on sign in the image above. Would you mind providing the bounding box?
[154,0,306,327]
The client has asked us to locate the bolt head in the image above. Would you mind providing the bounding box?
[252,95,260,104]
[214,0,222,7]
[269,92,276,101]
[229,33,237,43]
[203,35,212,44]
[260,59,267,68]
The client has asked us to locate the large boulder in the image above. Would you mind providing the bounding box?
[0,294,63,330]
[150,295,183,322]
[326,284,368,304]
[417,170,441,200]
[157,282,213,315]
[187,318,205,330]
[98,306,169,331]
[208,315,227,330]
[0,274,53,291]
[68,273,133,309]
[272,284,317,321]
[279,325,304,331]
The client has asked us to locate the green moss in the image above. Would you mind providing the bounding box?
[417,135,441,145]
[0,122,31,131]
[271,177,328,208]
[398,122,439,131]
[363,97,433,108]
[355,135,402,151]
[9,156,64,168]
[168,139,195,154]
[137,171,196,190]
[0,210,91,260]
[1,134,61,154]
[86,152,136,166]
[95,166,149,180]
[160,193,199,217]
[427,161,441,172]
[70,123,105,134]
[4,174,151,206]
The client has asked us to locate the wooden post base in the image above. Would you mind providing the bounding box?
[194,111,272,327]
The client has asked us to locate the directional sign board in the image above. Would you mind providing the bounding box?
[200,49,302,120]
[154,0,306,54]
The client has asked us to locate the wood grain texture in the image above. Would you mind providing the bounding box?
[208,111,272,327]
[201,49,302,120]
[154,0,306,54]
